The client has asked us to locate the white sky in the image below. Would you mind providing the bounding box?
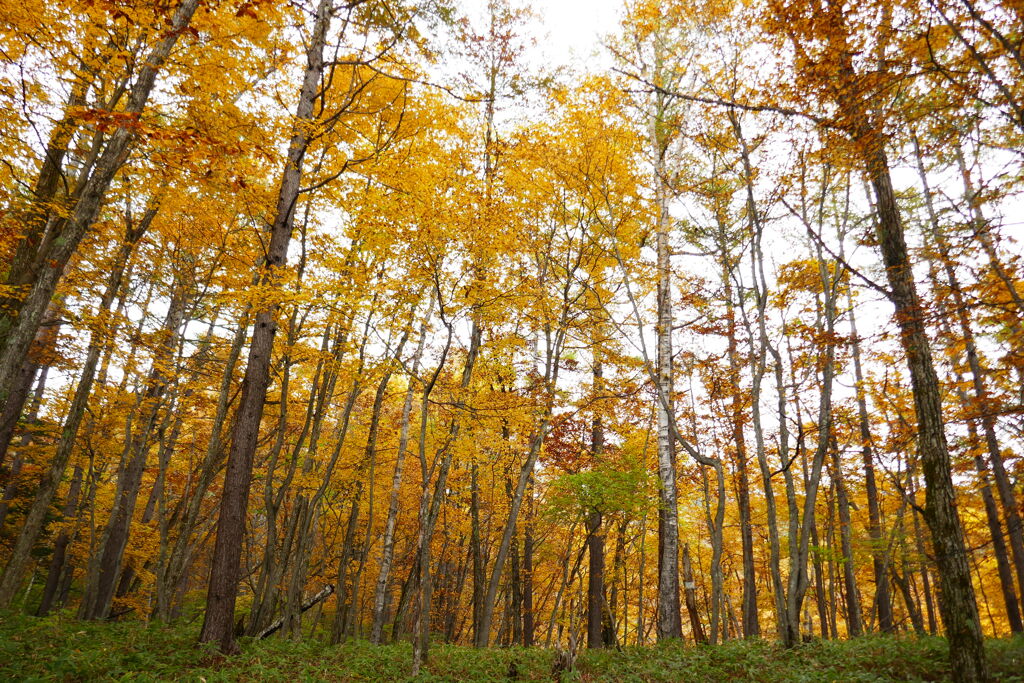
[521,0,622,67]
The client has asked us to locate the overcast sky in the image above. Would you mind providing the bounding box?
[530,0,621,65]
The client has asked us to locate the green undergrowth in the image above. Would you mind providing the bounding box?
[1,611,1021,682]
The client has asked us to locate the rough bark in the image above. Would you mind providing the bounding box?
[866,145,987,681]
[155,303,249,622]
[0,71,91,349]
[523,474,536,646]
[682,544,707,644]
[587,356,606,649]
[0,362,49,530]
[652,93,682,643]
[199,0,333,653]
[0,355,41,467]
[916,135,1024,630]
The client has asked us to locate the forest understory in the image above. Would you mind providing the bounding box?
[1,612,1022,682]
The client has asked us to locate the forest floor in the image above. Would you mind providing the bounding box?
[2,612,1023,682]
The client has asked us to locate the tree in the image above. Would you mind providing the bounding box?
[199,0,336,653]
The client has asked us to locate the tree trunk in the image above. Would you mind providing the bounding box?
[587,356,605,649]
[248,328,307,637]
[587,508,605,649]
[508,508,523,645]
[831,435,862,636]
[782,234,838,647]
[371,300,432,643]
[0,362,49,530]
[328,337,403,640]
[920,210,1022,634]
[954,140,1024,321]
[155,303,249,622]
[80,285,186,620]
[968,414,1021,633]
[682,544,707,644]
[0,0,200,414]
[0,346,43,466]
[0,72,90,348]
[731,110,788,642]
[332,483,364,645]
[727,292,758,638]
[915,135,1024,631]
[653,109,682,643]
[908,470,939,635]
[523,474,535,646]
[847,295,893,633]
[199,0,333,654]
[412,318,476,669]
[470,461,486,645]
[866,145,987,681]
[258,584,334,639]
[0,211,151,607]
[35,465,83,616]
[477,392,556,647]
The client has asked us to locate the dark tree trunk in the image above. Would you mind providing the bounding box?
[587,357,605,649]
[921,217,1023,634]
[36,465,83,616]
[915,135,1024,633]
[866,146,987,681]
[721,234,759,639]
[509,517,523,645]
[331,486,364,645]
[0,363,49,531]
[0,359,40,467]
[682,544,707,644]
[0,72,89,346]
[155,303,249,622]
[811,521,829,639]
[909,471,939,635]
[587,509,605,649]
[967,416,1021,633]
[199,0,333,654]
[470,462,486,645]
[523,478,535,647]
[893,565,926,636]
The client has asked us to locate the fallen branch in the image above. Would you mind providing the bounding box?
[257,583,335,639]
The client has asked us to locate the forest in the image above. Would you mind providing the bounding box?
[0,0,1022,680]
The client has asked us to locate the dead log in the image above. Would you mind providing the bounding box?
[257,583,334,639]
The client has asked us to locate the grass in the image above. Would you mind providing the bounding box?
[1,611,1022,682]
